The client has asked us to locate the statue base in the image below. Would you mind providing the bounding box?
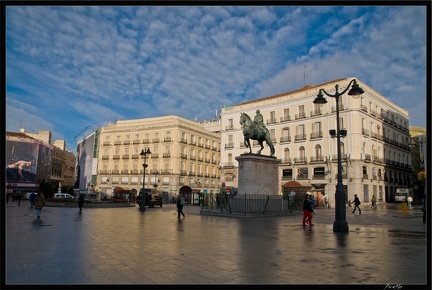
[235,153,281,196]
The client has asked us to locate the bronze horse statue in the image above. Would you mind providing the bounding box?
[239,113,275,156]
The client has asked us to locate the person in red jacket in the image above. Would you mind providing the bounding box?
[302,193,314,227]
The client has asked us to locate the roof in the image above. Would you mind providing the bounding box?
[236,78,347,106]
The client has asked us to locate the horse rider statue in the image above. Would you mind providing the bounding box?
[253,110,265,139]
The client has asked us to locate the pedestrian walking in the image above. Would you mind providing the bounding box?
[371,195,377,209]
[351,194,362,214]
[16,192,22,206]
[78,194,84,213]
[34,192,46,219]
[29,192,36,208]
[176,193,186,219]
[6,193,10,204]
[302,193,314,227]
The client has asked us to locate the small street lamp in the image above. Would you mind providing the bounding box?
[139,148,151,212]
[313,79,364,232]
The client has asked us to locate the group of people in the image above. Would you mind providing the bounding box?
[6,192,23,205]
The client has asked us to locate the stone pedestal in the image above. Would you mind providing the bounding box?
[235,154,281,195]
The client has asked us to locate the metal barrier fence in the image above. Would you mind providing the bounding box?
[200,193,303,215]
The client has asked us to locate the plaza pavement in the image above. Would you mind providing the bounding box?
[3,201,430,289]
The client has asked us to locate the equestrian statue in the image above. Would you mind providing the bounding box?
[239,110,275,156]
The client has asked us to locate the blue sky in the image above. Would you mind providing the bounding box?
[5,5,428,152]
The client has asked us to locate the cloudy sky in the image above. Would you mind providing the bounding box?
[5,5,427,152]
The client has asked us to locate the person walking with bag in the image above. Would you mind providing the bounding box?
[34,192,46,219]
[351,194,362,214]
[176,193,186,219]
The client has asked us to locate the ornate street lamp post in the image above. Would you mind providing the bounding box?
[313,79,364,232]
[139,148,151,212]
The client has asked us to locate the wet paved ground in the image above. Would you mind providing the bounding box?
[4,201,429,288]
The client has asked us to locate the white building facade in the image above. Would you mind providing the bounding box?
[94,116,221,201]
[219,77,412,207]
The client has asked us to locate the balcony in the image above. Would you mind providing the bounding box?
[114,141,121,145]
[111,170,119,174]
[181,154,188,159]
[280,115,291,122]
[362,128,370,136]
[123,140,130,145]
[122,154,129,159]
[361,104,367,112]
[150,169,159,175]
[103,142,111,146]
[112,155,120,159]
[295,113,307,120]
[163,153,171,158]
[152,138,160,143]
[279,136,291,143]
[295,134,307,141]
[121,170,129,174]
[189,141,196,146]
[310,132,323,140]
[133,139,140,144]
[364,154,371,162]
[240,142,246,148]
[164,137,172,142]
[293,157,307,164]
[130,170,139,174]
[160,169,172,175]
[266,118,277,125]
[281,158,292,165]
[180,170,188,176]
[310,156,324,163]
[151,153,159,158]
[225,143,234,149]
[310,109,322,117]
[99,170,109,174]
[132,154,139,159]
[102,155,109,160]
[225,125,234,131]
[180,138,188,144]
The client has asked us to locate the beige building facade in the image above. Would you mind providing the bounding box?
[219,77,412,206]
[95,116,221,200]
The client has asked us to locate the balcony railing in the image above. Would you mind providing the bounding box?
[295,113,306,120]
[295,134,307,141]
[280,115,291,122]
[310,110,322,117]
[279,136,291,143]
[266,118,277,125]
[310,132,323,139]
[310,156,324,163]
